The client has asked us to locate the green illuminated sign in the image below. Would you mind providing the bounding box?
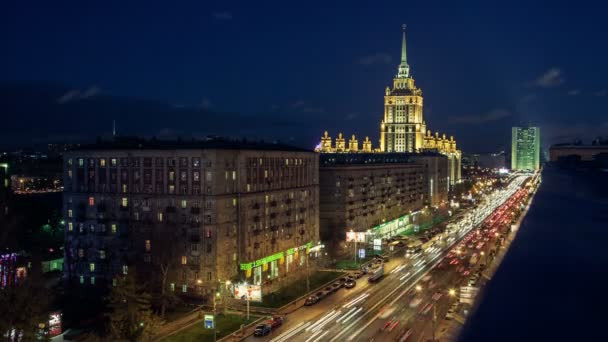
[240,241,312,270]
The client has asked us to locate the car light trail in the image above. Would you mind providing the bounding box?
[340,307,363,324]
[270,321,311,342]
[336,307,358,323]
[342,292,369,308]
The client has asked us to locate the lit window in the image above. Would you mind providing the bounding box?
[145,240,151,252]
[100,159,106,167]
[89,197,95,206]
[111,158,117,167]
[181,256,187,265]
[182,284,187,293]
[170,283,175,292]
[121,198,128,207]
[232,171,236,180]
[181,200,187,209]
[232,198,237,206]
[68,158,73,166]
[78,249,84,258]
[264,170,268,178]
[169,171,175,181]
[158,212,163,222]
[122,265,128,275]
[122,184,127,193]
[246,184,251,192]
[79,275,84,284]
[68,209,73,218]
[90,276,95,285]
[169,185,175,194]
[68,170,72,179]
[90,263,95,272]
[68,222,73,231]
[99,250,106,259]
[78,158,84,167]
[112,278,117,287]
[111,224,117,233]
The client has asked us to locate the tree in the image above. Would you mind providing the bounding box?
[0,275,49,341]
[150,229,180,318]
[106,273,158,341]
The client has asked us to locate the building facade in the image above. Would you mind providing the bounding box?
[318,152,448,253]
[63,139,320,298]
[549,144,608,162]
[511,127,540,171]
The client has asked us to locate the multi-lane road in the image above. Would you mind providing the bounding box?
[246,175,531,342]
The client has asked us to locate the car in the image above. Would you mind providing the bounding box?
[331,282,342,291]
[269,316,283,329]
[344,278,356,289]
[253,324,271,337]
[304,295,319,306]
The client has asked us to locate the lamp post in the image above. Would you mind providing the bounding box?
[213,291,220,342]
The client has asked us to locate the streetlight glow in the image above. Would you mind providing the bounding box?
[415,285,422,292]
[449,288,456,296]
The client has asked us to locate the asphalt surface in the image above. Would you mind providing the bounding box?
[245,175,529,342]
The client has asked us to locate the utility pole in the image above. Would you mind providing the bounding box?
[306,251,310,293]
[213,292,217,342]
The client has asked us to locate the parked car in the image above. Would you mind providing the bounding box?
[269,316,283,329]
[253,324,271,337]
[344,278,356,289]
[304,295,319,306]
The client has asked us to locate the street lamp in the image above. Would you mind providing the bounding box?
[448,288,456,297]
[416,285,422,292]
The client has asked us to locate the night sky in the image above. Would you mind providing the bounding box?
[1,0,607,152]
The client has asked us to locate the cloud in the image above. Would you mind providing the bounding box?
[81,85,101,98]
[542,122,608,145]
[357,53,392,66]
[56,90,81,104]
[213,11,233,20]
[534,68,564,87]
[567,89,581,96]
[291,100,306,108]
[345,113,358,121]
[593,89,607,97]
[56,85,102,103]
[450,108,512,124]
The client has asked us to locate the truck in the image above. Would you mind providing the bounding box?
[368,263,384,282]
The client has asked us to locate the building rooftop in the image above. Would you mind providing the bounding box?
[320,151,444,166]
[71,137,312,153]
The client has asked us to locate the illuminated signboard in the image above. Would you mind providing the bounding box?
[345,231,366,243]
[233,283,262,302]
[48,312,62,337]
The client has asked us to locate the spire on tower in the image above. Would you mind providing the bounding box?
[401,24,407,64]
[397,24,410,79]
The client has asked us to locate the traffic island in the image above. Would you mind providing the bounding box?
[161,313,260,342]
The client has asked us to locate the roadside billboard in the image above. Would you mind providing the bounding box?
[233,283,262,302]
[346,231,366,243]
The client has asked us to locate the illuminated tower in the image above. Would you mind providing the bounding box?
[511,127,540,171]
[380,25,425,152]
